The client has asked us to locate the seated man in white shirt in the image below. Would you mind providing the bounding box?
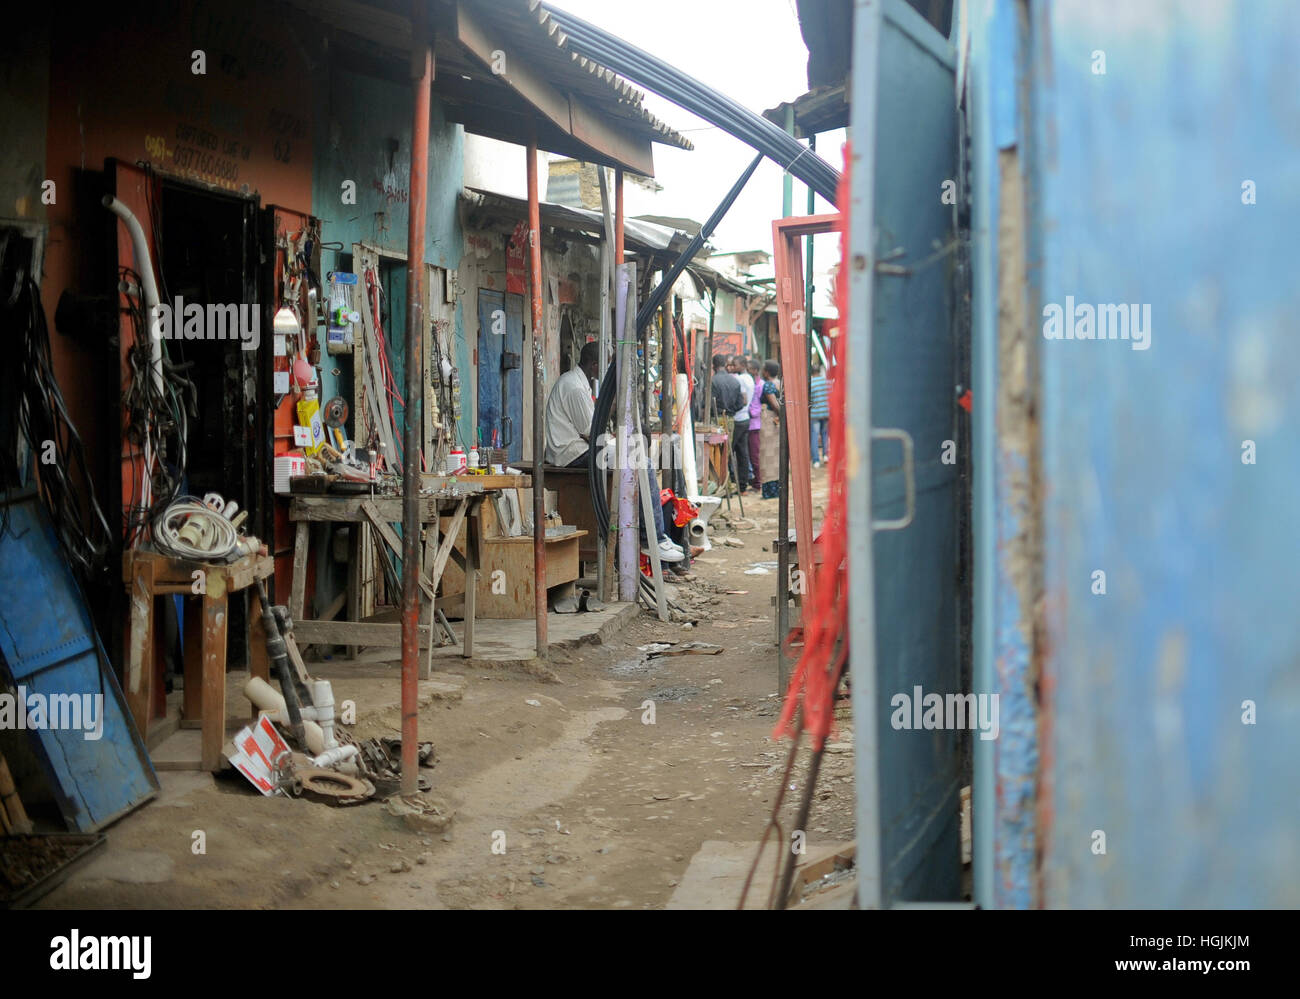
[544,341,684,563]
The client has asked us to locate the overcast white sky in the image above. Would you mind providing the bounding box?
[546,0,841,266]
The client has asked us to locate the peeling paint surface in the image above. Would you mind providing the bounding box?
[1028,0,1300,906]
[0,498,157,832]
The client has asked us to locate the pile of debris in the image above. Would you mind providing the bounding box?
[225,593,435,807]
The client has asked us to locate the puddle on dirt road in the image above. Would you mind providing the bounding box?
[609,654,659,677]
[648,685,702,702]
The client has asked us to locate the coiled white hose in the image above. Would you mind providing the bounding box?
[153,496,240,561]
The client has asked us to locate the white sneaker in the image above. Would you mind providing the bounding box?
[643,538,684,563]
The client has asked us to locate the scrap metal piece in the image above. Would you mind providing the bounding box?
[297,768,375,806]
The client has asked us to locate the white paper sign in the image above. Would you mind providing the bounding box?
[227,716,291,796]
[293,425,313,446]
[274,370,290,394]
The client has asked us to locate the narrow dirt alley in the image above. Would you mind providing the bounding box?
[42,470,850,910]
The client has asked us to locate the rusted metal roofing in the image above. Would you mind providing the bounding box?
[284,0,690,174]
[461,188,750,296]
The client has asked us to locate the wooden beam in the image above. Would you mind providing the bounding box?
[361,499,437,604]
[771,214,838,608]
[430,498,470,586]
[294,619,438,648]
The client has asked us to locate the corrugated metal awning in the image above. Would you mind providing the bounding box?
[287,0,690,175]
[461,188,752,297]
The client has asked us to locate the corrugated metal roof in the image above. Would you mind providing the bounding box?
[461,188,751,296]
[457,0,691,153]
[521,1,693,151]
[283,0,691,172]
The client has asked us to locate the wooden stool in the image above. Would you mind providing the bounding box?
[122,550,273,771]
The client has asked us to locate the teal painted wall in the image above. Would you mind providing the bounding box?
[308,68,467,612]
[310,68,467,441]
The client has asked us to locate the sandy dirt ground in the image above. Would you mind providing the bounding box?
[40,469,853,910]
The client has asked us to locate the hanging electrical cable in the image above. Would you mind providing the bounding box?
[0,267,113,583]
[539,3,841,204]
[118,266,194,545]
[587,153,763,530]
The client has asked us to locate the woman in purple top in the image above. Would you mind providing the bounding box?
[746,357,763,485]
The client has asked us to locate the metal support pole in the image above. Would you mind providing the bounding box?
[661,300,674,495]
[615,168,625,265]
[616,264,638,601]
[806,133,816,450]
[597,168,614,601]
[782,104,795,217]
[701,294,716,491]
[637,153,762,331]
[527,133,547,656]
[400,4,432,797]
[776,396,789,693]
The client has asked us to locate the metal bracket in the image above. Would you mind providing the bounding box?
[871,427,915,532]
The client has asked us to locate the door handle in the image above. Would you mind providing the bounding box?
[500,416,513,449]
[871,427,915,532]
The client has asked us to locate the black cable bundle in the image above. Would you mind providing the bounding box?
[118,267,195,544]
[543,4,841,205]
[0,269,113,583]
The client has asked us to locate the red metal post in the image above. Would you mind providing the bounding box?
[400,5,432,796]
[528,134,548,655]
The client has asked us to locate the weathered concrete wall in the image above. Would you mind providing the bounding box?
[458,218,603,460]
[41,0,314,488]
[1,12,50,223]
[309,66,465,431]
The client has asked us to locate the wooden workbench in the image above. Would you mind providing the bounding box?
[287,475,530,657]
[122,549,274,771]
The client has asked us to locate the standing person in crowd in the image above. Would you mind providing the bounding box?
[758,359,783,499]
[710,354,743,496]
[710,353,742,423]
[746,356,764,486]
[809,361,830,467]
[729,354,754,494]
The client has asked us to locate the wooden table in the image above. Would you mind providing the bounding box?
[509,460,602,564]
[287,475,530,657]
[123,549,274,771]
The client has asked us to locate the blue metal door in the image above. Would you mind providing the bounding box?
[0,495,158,832]
[849,0,963,905]
[503,292,524,463]
[478,289,503,457]
[1024,0,1300,908]
[477,290,524,461]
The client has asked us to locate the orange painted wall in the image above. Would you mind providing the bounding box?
[42,0,314,491]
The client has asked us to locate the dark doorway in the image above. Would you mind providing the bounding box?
[155,181,260,667]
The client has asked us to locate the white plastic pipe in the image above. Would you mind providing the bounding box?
[311,744,359,768]
[676,373,700,500]
[312,679,337,749]
[245,676,326,755]
[103,195,163,396]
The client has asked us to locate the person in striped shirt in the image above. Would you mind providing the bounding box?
[809,362,830,466]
